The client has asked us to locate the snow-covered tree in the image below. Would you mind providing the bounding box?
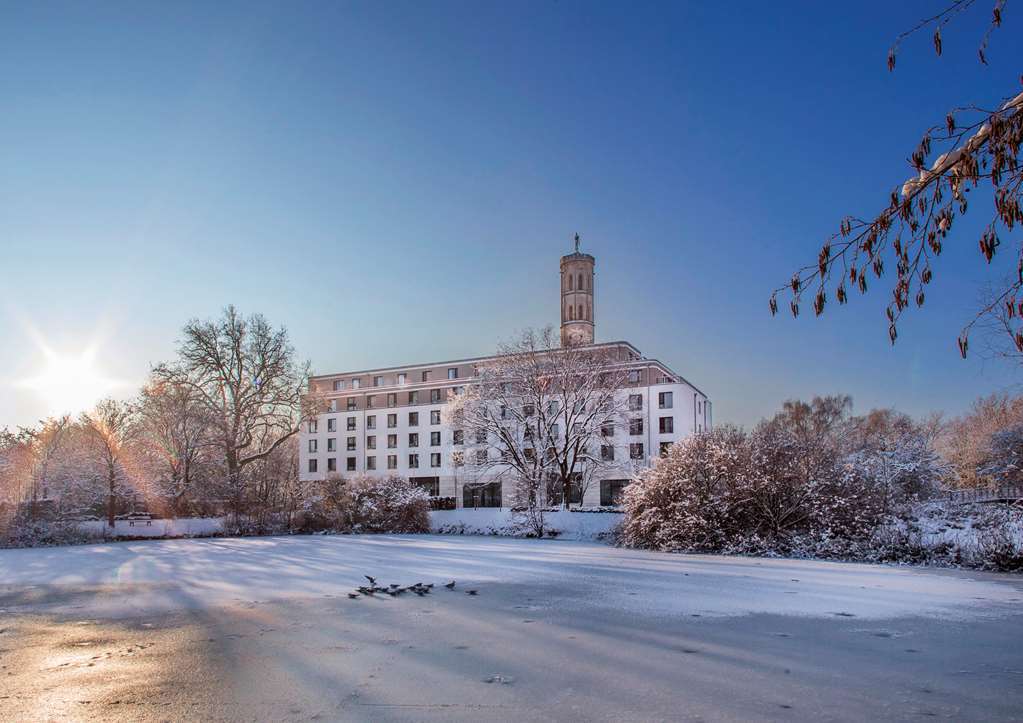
[153,306,322,517]
[136,377,218,516]
[81,399,142,528]
[447,327,630,534]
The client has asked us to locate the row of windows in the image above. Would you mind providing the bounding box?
[564,272,590,292]
[310,453,444,473]
[330,367,462,392]
[308,430,445,453]
[317,391,673,426]
[310,409,444,434]
[306,440,677,475]
[326,387,465,412]
[308,415,676,455]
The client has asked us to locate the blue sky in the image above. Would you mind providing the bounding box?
[1,0,1021,428]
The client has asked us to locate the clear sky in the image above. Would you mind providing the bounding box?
[2,0,1021,429]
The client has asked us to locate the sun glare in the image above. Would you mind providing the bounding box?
[19,345,122,417]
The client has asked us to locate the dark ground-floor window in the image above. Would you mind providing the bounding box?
[410,476,440,496]
[547,473,583,506]
[462,482,502,508]
[600,479,630,506]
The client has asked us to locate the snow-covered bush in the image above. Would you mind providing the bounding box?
[302,474,430,534]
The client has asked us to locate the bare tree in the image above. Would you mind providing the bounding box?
[153,306,321,517]
[81,400,141,528]
[447,327,631,533]
[137,376,217,516]
[772,1,1019,354]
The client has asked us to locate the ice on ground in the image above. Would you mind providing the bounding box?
[0,535,1018,621]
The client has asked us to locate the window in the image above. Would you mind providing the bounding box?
[475,429,487,444]
[452,451,464,467]
[430,453,441,468]
[327,418,337,433]
[629,418,644,435]
[578,272,583,289]
[524,447,536,461]
[347,436,356,451]
[347,417,356,431]
[327,457,337,472]
[547,401,559,416]
[333,379,344,391]
[409,411,419,426]
[500,405,507,419]
[387,393,397,408]
[328,400,338,412]
[367,415,376,430]
[409,433,419,448]
[366,395,376,409]
[327,438,337,452]
[397,373,407,385]
[453,430,464,445]
[551,423,560,438]
[660,442,672,457]
[308,419,318,433]
[463,481,501,508]
[410,476,440,496]
[628,370,641,384]
[347,398,357,411]
[659,391,673,409]
[659,417,674,434]
[568,274,573,291]
[387,414,397,428]
[367,435,376,450]
[447,367,458,380]
[523,403,535,417]
[409,391,419,405]
[352,378,361,389]
[367,456,376,470]
[600,479,630,506]
[308,458,318,473]
[387,455,397,470]
[601,422,614,437]
[373,376,383,387]
[387,434,397,449]
[409,453,419,469]
[308,439,318,453]
[476,449,488,464]
[430,431,441,446]
[421,370,431,382]
[347,457,356,471]
[601,445,615,461]
[629,394,643,411]
[430,389,441,403]
[430,410,441,425]
[630,443,645,460]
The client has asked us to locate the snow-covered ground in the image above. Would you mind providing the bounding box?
[1,536,1022,721]
[77,517,224,538]
[430,508,622,539]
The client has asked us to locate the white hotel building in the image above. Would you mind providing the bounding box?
[299,245,711,508]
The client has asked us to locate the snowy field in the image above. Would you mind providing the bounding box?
[1,535,1022,721]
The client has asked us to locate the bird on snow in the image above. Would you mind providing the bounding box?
[365,575,377,586]
[444,581,456,589]
[466,589,479,596]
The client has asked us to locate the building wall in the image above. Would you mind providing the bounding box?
[298,359,711,508]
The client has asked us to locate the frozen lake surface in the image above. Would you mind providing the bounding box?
[1,535,1022,720]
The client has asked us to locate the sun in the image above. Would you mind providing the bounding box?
[19,345,122,417]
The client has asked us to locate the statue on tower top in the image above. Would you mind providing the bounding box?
[574,232,580,254]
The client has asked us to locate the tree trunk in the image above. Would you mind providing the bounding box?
[107,467,116,529]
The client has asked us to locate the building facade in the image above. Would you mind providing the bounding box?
[299,244,711,508]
